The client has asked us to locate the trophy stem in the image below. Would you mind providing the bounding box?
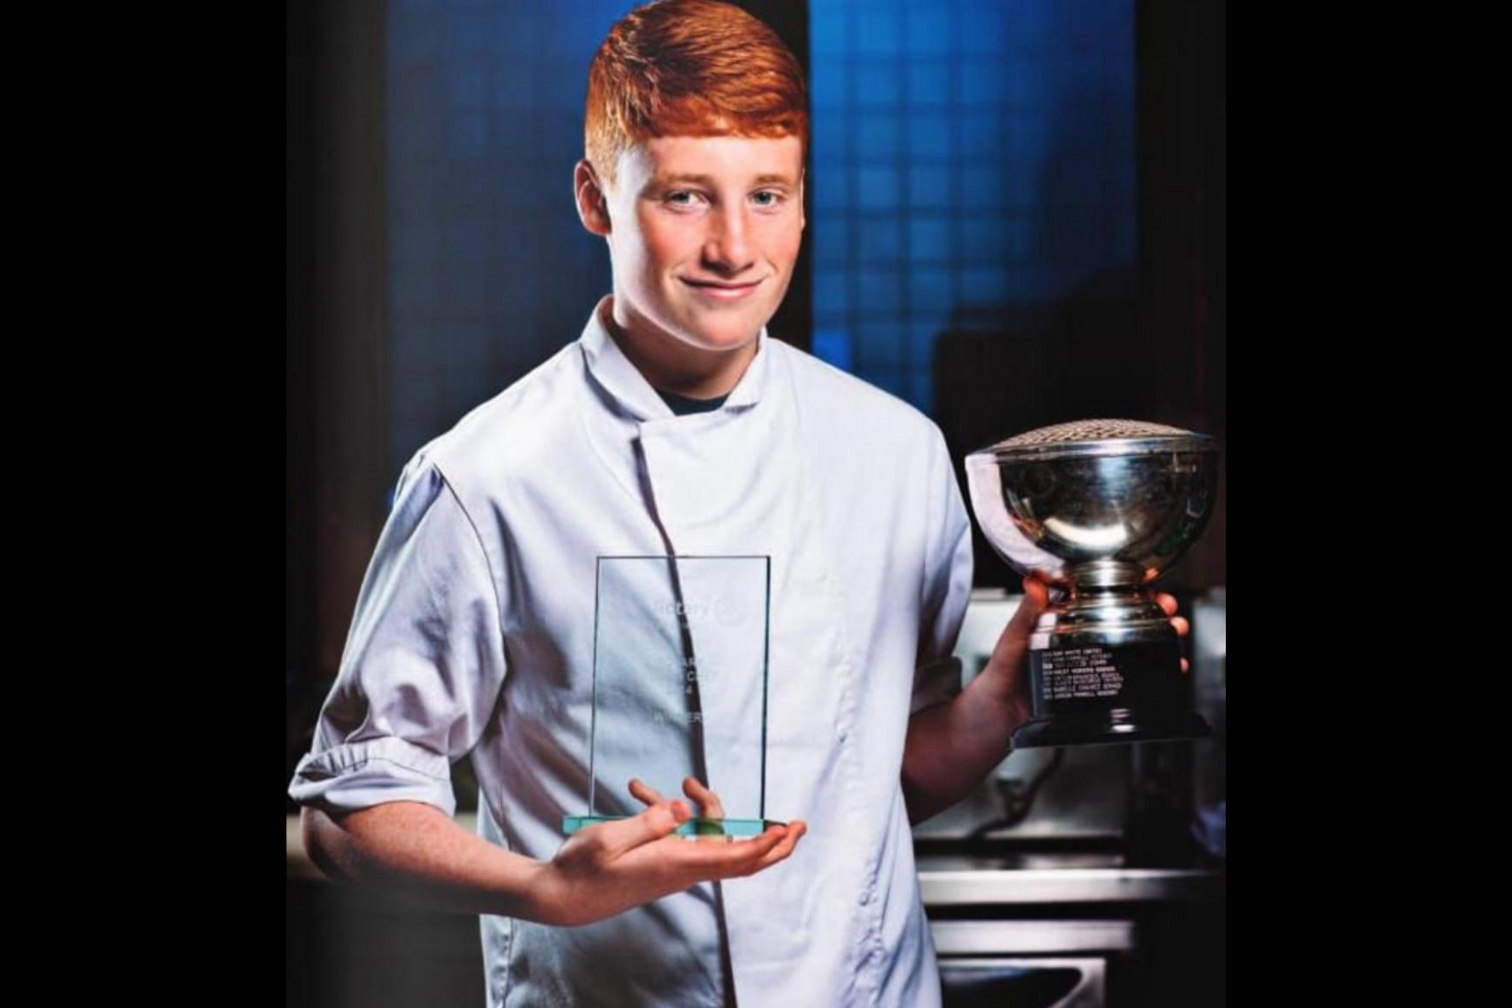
[1065,560,1145,593]
[1017,561,1207,747]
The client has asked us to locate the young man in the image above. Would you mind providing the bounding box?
[290,2,1184,1004]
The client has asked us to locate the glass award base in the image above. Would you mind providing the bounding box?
[1011,709,1211,748]
[562,815,776,838]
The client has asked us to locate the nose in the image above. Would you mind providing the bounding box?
[703,205,755,276]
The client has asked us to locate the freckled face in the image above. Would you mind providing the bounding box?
[602,134,805,355]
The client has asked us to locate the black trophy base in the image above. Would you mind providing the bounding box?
[1011,708,1211,748]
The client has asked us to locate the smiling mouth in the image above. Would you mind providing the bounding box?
[681,277,764,300]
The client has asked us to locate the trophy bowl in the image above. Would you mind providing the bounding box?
[965,419,1219,747]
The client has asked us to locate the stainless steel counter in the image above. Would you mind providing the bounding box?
[917,864,1224,906]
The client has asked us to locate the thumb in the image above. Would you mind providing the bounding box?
[602,799,690,856]
[990,577,1050,671]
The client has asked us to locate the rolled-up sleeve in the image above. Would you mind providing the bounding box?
[912,428,974,715]
[288,456,508,819]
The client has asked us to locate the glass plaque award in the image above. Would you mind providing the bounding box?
[563,555,773,838]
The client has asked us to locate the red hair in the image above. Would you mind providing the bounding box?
[585,0,808,185]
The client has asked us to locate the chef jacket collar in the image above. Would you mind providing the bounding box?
[579,295,769,423]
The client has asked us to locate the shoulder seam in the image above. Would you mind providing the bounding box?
[431,460,508,639]
[779,341,936,428]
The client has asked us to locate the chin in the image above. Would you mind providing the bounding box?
[672,312,766,352]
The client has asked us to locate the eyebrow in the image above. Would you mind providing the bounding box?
[647,172,799,187]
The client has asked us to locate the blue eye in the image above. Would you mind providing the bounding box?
[752,191,781,207]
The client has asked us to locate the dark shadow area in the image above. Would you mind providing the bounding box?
[933,267,1153,590]
[288,878,485,1008]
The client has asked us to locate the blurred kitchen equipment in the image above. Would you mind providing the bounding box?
[1190,589,1226,861]
[925,590,1130,855]
[933,920,1131,1008]
[922,587,1226,869]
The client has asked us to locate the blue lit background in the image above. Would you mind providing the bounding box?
[384,0,1134,466]
[808,0,1134,415]
[386,0,627,480]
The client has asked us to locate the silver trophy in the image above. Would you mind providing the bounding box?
[965,419,1219,747]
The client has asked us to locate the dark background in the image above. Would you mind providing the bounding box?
[287,2,1224,1004]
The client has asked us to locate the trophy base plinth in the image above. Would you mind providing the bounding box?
[1011,709,1211,748]
[562,815,776,838]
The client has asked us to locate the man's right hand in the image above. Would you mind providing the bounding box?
[530,792,807,927]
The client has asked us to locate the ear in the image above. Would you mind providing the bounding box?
[798,170,807,232]
[574,159,612,237]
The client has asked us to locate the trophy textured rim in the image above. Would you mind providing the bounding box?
[967,419,1217,463]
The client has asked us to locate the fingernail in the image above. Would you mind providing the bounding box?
[671,801,689,821]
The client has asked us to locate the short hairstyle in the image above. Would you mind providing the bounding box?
[585,0,808,186]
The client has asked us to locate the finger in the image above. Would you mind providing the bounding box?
[746,819,807,873]
[628,778,666,807]
[619,824,790,893]
[722,825,792,874]
[1181,657,1190,675]
[675,823,789,873]
[990,578,1050,669]
[1154,593,1179,617]
[602,798,691,857]
[682,776,726,820]
[720,821,806,878]
[1170,615,1190,638]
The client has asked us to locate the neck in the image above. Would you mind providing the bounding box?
[604,297,759,399]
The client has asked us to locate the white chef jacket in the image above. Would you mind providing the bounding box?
[289,296,975,1007]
